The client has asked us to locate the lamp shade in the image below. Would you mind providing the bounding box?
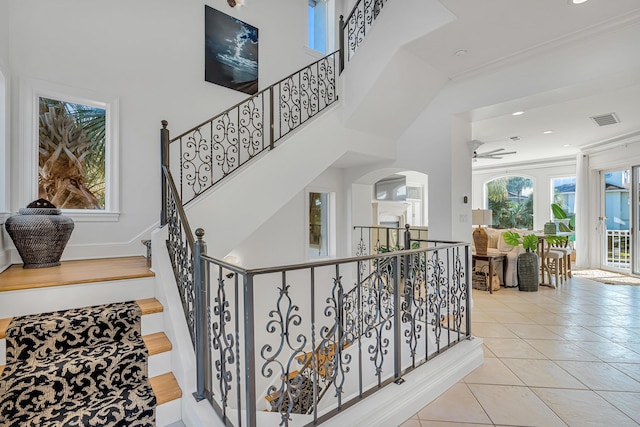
[472,209,492,227]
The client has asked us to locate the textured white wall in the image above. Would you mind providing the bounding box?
[4,0,326,261]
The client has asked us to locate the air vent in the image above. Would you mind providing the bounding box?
[509,136,521,142]
[590,113,619,127]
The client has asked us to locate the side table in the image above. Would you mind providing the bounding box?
[472,253,506,294]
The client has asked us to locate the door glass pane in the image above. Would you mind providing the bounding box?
[604,170,630,270]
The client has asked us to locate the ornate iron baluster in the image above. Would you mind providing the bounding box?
[261,273,307,426]
[211,269,235,412]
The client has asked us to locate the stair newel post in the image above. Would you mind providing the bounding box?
[244,273,257,427]
[392,254,401,381]
[269,86,275,150]
[160,120,170,227]
[193,228,208,402]
[465,244,472,338]
[339,15,345,73]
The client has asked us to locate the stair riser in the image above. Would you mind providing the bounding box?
[149,350,172,378]
[142,312,164,336]
[157,398,181,426]
[0,277,155,318]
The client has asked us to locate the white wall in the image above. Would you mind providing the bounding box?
[230,167,347,269]
[4,0,335,262]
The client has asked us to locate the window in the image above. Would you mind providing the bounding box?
[486,176,534,229]
[551,176,576,218]
[20,79,119,221]
[308,191,334,258]
[307,0,334,54]
[39,97,106,209]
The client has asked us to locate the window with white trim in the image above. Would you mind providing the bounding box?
[21,79,119,221]
[308,0,335,54]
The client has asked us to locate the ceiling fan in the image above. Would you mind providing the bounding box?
[473,147,517,160]
[468,139,516,161]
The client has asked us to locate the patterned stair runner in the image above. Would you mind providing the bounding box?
[0,301,155,426]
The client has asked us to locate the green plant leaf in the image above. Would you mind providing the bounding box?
[559,222,572,232]
[502,231,521,247]
[522,234,538,251]
[551,203,567,219]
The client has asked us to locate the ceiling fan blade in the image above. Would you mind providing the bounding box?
[475,149,517,159]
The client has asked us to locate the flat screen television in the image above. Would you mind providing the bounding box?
[375,175,406,201]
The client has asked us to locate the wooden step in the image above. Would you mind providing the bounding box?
[143,332,172,356]
[0,256,154,293]
[150,372,182,405]
[0,298,163,340]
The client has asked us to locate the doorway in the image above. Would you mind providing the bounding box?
[601,169,631,272]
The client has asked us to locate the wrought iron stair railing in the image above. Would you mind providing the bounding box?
[161,52,339,211]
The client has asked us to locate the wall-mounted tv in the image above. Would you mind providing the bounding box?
[375,174,406,201]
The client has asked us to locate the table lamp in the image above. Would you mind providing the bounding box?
[472,209,492,255]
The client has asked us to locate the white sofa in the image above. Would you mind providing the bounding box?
[473,228,526,287]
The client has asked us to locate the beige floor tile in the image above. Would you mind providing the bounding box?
[610,362,640,383]
[464,358,524,386]
[503,302,551,313]
[410,422,492,427]
[533,388,637,427]
[472,323,519,339]
[486,311,536,324]
[398,418,422,427]
[555,361,640,392]
[482,337,547,359]
[524,339,600,362]
[505,323,565,340]
[470,311,498,323]
[416,383,492,424]
[584,326,640,344]
[482,344,496,358]
[467,384,567,426]
[597,391,640,424]
[501,358,587,389]
[573,340,640,363]
[523,312,575,325]
[543,325,610,342]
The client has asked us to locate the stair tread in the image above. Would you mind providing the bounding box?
[0,256,154,293]
[150,372,182,405]
[0,298,163,339]
[137,298,163,315]
[143,332,172,356]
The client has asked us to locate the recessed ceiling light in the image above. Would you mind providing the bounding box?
[454,49,468,57]
[563,144,572,147]
[543,130,553,134]
[569,0,588,4]
[512,111,524,116]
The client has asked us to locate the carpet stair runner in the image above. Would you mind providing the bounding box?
[0,299,179,426]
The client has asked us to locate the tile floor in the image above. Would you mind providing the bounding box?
[400,276,640,426]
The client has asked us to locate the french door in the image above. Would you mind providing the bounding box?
[601,169,631,272]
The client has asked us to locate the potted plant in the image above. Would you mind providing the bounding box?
[503,231,539,292]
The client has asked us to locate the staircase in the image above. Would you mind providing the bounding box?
[0,257,182,426]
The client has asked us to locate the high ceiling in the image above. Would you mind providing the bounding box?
[404,0,640,168]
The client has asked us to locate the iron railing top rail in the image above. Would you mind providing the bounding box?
[201,240,469,276]
[162,165,195,249]
[169,50,340,143]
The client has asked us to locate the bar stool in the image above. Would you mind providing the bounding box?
[551,240,572,280]
[544,242,565,287]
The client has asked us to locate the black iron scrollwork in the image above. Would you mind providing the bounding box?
[261,278,307,426]
[211,274,235,409]
[165,188,196,345]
